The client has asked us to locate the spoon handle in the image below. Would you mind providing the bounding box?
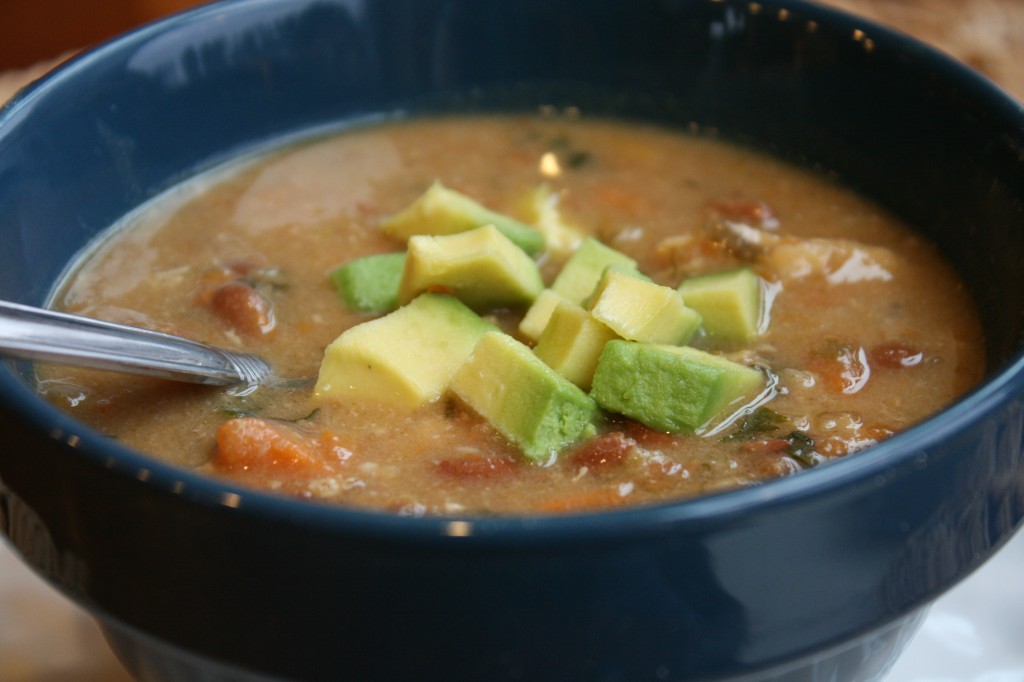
[0,300,271,386]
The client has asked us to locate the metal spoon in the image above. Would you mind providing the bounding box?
[0,299,276,387]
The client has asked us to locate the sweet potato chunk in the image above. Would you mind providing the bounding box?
[214,417,351,477]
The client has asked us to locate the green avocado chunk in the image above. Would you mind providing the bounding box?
[590,341,765,432]
[678,267,764,343]
[380,181,545,256]
[329,252,407,313]
[314,293,497,410]
[399,225,544,309]
[450,331,599,461]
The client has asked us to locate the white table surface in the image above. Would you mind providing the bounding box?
[2,526,1023,682]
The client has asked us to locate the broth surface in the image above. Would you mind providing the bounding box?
[40,115,985,514]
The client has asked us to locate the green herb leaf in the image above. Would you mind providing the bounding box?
[565,150,592,169]
[785,431,818,467]
[722,407,788,442]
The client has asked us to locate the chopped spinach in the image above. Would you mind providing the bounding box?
[722,407,788,442]
[565,149,593,169]
[785,431,818,468]
[544,135,593,170]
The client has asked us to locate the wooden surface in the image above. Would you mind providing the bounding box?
[0,0,204,71]
[2,1,1024,104]
[826,0,1024,101]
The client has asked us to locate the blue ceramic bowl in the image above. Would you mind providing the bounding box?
[2,1,1024,680]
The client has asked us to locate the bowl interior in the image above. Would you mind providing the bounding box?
[1,0,1022,520]
[2,0,1022,370]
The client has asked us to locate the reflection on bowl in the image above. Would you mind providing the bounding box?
[1,1,1023,681]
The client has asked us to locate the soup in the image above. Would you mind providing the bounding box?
[38,114,984,514]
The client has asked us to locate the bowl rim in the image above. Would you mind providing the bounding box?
[2,0,1024,546]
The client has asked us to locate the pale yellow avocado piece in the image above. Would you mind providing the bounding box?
[580,263,652,309]
[449,331,598,461]
[589,269,702,345]
[399,225,544,309]
[678,267,764,343]
[516,184,585,259]
[314,293,497,410]
[550,237,639,304]
[533,300,621,390]
[380,181,545,255]
[518,289,569,342]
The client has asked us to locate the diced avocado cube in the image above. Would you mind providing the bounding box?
[518,289,569,342]
[590,341,765,432]
[399,225,544,310]
[329,252,406,313]
[550,237,639,304]
[589,269,702,345]
[380,181,545,255]
[516,184,585,259]
[533,300,621,390]
[450,331,599,461]
[314,293,497,410]
[678,267,764,343]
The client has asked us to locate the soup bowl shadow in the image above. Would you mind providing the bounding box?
[1,1,1023,680]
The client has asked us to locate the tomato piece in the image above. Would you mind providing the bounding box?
[808,341,871,394]
[569,432,637,470]
[610,416,676,449]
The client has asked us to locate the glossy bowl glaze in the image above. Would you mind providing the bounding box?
[2,1,1023,680]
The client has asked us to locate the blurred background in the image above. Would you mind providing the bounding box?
[1,0,1024,103]
[0,0,204,71]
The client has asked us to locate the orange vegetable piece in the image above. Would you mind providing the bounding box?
[213,417,351,477]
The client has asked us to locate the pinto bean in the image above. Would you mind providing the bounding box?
[210,281,276,336]
[870,342,924,369]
